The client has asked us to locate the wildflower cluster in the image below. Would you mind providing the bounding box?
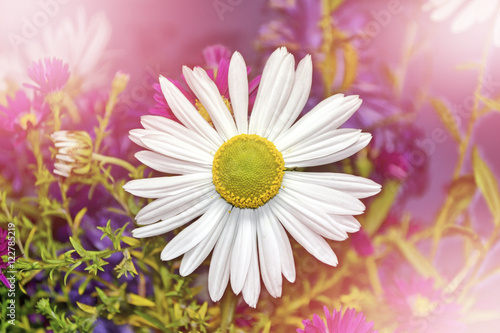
[1,1,500,332]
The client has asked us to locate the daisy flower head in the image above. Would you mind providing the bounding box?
[124,47,381,307]
[423,0,500,46]
[297,307,378,333]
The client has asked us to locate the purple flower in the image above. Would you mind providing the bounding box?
[297,306,378,333]
[370,122,429,198]
[25,58,70,94]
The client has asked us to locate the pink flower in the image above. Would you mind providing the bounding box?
[351,228,374,257]
[384,277,465,333]
[150,45,260,121]
[25,58,70,94]
[0,91,49,139]
[297,307,378,333]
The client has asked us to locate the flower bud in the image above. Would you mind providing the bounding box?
[51,131,93,177]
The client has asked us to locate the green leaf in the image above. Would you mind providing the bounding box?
[127,293,156,307]
[473,147,500,223]
[78,277,92,295]
[430,98,461,143]
[64,262,83,285]
[133,310,167,330]
[73,207,87,231]
[69,237,87,257]
[476,93,500,112]
[435,175,476,232]
[122,236,141,247]
[76,302,97,315]
[364,180,399,235]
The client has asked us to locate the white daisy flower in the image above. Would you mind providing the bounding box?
[423,0,500,46]
[124,47,381,307]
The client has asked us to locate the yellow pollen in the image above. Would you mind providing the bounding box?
[195,97,232,125]
[212,134,284,209]
[19,113,37,130]
[410,294,438,318]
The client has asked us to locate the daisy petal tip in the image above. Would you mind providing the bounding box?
[231,50,243,60]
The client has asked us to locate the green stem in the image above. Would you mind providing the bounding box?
[453,25,494,179]
[92,153,137,175]
[220,290,238,333]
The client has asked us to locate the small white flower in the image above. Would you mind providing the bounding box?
[423,0,500,46]
[124,47,381,307]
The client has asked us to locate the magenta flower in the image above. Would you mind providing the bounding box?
[384,278,465,333]
[0,227,8,257]
[297,307,378,333]
[351,228,374,257]
[150,45,260,121]
[0,227,15,289]
[25,58,70,94]
[0,91,49,140]
[202,44,231,68]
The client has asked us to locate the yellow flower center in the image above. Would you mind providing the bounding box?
[410,294,438,318]
[212,134,284,209]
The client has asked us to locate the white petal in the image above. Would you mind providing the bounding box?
[209,208,240,302]
[282,176,366,215]
[281,129,361,163]
[228,51,249,134]
[267,208,296,282]
[266,54,313,141]
[284,171,381,199]
[429,0,466,21]
[160,200,230,260]
[242,226,260,308]
[257,206,282,297]
[248,47,289,135]
[129,129,150,149]
[252,53,295,136]
[159,75,224,147]
[275,193,349,241]
[132,192,216,238]
[141,115,217,152]
[123,173,212,198]
[330,215,361,233]
[133,185,215,225]
[135,150,210,175]
[495,11,500,47]
[286,133,371,168]
[140,133,213,165]
[274,94,361,151]
[230,209,256,294]
[183,66,238,141]
[179,209,230,276]
[269,198,338,266]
